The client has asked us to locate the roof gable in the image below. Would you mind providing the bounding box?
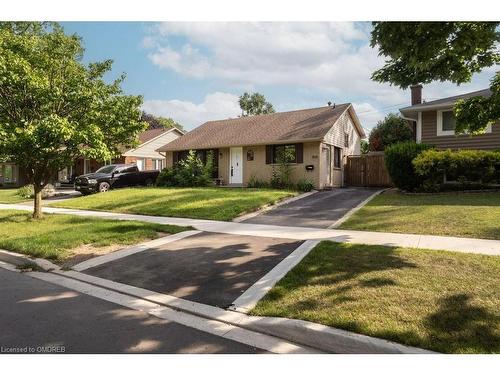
[157,104,361,152]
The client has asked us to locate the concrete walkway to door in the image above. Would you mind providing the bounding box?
[1,203,499,256]
[243,187,380,228]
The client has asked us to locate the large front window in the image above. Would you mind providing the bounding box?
[272,144,297,164]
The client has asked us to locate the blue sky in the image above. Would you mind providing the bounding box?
[62,22,496,132]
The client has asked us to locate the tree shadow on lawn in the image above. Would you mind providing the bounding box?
[423,293,500,353]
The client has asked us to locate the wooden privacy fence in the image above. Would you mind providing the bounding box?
[344,153,393,187]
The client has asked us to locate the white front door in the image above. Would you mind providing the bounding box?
[229,147,243,184]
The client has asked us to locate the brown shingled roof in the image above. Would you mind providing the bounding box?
[158,104,358,152]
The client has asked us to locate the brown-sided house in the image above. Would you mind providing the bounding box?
[400,86,499,150]
[156,104,365,189]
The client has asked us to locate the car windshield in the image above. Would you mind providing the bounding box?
[95,165,116,174]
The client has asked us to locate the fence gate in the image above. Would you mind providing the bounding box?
[344,153,392,187]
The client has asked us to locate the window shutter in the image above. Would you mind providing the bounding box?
[173,152,178,164]
[265,145,273,164]
[295,143,303,164]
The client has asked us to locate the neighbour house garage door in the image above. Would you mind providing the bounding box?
[344,153,393,187]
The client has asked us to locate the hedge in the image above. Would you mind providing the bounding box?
[384,142,433,191]
[413,149,500,190]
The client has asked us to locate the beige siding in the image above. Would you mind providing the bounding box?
[218,148,230,185]
[323,110,361,155]
[124,129,182,158]
[242,142,321,188]
[421,110,500,150]
[321,110,362,188]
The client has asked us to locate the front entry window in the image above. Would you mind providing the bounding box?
[333,147,342,169]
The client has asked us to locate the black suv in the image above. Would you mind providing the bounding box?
[74,164,160,195]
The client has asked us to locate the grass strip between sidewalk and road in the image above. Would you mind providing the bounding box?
[339,190,500,240]
[251,241,500,354]
[0,210,190,262]
[50,187,297,221]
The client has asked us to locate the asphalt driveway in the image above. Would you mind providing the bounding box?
[0,268,261,354]
[244,187,381,228]
[84,232,302,308]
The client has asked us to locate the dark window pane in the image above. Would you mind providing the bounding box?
[272,144,297,163]
[442,111,456,131]
[334,147,342,168]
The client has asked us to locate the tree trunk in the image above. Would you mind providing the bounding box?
[33,184,43,219]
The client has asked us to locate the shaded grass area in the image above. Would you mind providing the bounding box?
[251,241,500,353]
[51,187,296,221]
[0,210,190,261]
[0,189,25,204]
[339,190,500,240]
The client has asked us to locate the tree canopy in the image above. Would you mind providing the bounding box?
[238,92,275,117]
[0,22,146,217]
[368,113,414,152]
[141,112,184,132]
[370,22,500,134]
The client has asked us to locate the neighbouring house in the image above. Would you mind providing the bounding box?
[0,127,183,188]
[400,85,499,150]
[156,104,365,189]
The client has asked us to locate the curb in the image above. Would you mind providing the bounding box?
[232,190,318,222]
[0,249,60,272]
[244,316,433,354]
[229,240,320,313]
[54,269,435,354]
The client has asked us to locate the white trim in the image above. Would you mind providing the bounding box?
[416,112,422,143]
[229,240,320,313]
[436,109,456,136]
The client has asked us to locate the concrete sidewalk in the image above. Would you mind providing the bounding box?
[1,203,499,256]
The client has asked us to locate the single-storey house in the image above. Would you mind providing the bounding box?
[0,127,183,188]
[400,85,499,150]
[156,104,365,189]
[57,127,184,183]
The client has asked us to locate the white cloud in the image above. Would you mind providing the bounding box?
[352,102,386,132]
[144,22,407,106]
[142,22,497,130]
[142,92,241,130]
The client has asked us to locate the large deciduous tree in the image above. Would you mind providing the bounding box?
[370,22,500,134]
[239,92,275,117]
[141,112,184,132]
[0,22,147,218]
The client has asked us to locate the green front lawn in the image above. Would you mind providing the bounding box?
[0,210,190,261]
[51,187,296,221]
[251,241,500,353]
[340,190,500,240]
[0,189,26,204]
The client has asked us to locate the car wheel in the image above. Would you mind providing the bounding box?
[98,182,110,193]
[145,178,154,187]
